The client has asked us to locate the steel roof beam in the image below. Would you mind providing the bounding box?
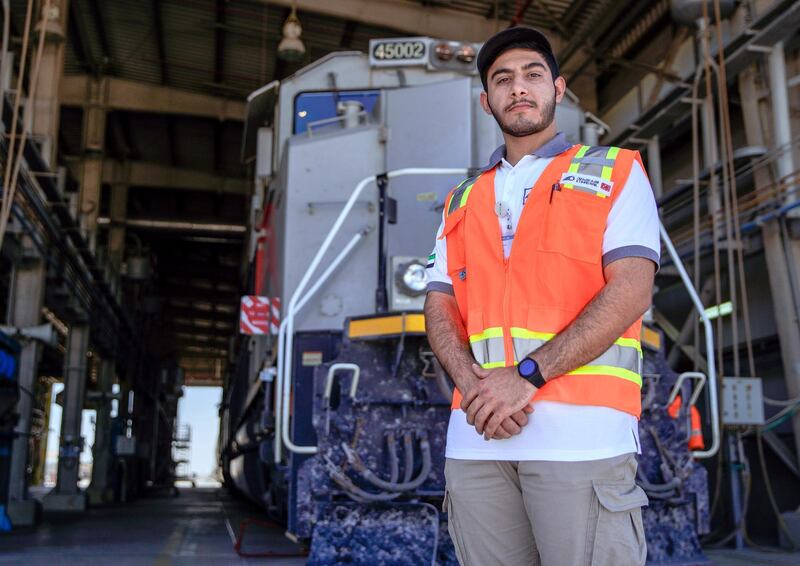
[167,291,240,307]
[61,75,246,121]
[179,352,229,359]
[171,320,234,333]
[562,0,594,28]
[64,158,248,193]
[98,217,246,236]
[150,0,177,166]
[174,334,231,345]
[166,307,237,324]
[68,2,92,72]
[557,0,629,72]
[509,0,534,28]
[260,0,508,42]
[88,0,111,64]
[214,1,226,174]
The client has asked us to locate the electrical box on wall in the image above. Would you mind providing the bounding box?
[721,377,765,425]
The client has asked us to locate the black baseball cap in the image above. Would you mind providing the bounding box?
[476,27,559,90]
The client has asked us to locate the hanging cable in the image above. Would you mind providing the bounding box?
[713,0,756,378]
[763,394,800,407]
[698,8,725,392]
[0,0,34,249]
[0,0,51,252]
[690,41,703,375]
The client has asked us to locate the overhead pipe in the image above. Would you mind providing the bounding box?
[768,42,795,195]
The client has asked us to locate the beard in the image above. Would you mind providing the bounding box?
[488,93,556,138]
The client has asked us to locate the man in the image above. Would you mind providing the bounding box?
[424,27,659,566]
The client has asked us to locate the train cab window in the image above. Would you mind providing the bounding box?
[293,90,380,135]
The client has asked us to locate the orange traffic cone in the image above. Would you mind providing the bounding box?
[667,395,705,450]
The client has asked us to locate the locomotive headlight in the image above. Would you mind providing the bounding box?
[434,42,454,61]
[395,259,428,297]
[456,44,476,64]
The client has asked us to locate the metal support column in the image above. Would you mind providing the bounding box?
[768,45,800,464]
[6,239,45,526]
[738,56,800,468]
[769,42,795,199]
[87,358,114,505]
[78,77,108,252]
[107,161,130,273]
[727,433,745,549]
[42,323,89,511]
[30,0,69,169]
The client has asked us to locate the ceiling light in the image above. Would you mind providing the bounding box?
[278,4,305,62]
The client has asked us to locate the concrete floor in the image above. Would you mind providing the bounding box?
[2,487,798,565]
[706,548,800,565]
[0,488,307,565]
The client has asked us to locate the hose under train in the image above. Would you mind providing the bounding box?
[324,433,433,503]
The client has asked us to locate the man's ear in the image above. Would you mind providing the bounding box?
[554,76,567,104]
[479,90,493,116]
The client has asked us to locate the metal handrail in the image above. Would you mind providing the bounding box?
[659,222,720,458]
[273,228,370,462]
[306,111,369,136]
[276,168,467,462]
[323,363,361,402]
[667,371,707,408]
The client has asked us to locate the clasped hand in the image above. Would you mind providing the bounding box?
[461,364,538,441]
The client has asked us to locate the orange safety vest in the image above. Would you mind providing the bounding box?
[667,395,705,450]
[439,143,646,417]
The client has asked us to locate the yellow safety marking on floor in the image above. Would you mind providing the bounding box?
[155,523,188,566]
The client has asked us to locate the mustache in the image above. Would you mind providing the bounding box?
[505,99,537,112]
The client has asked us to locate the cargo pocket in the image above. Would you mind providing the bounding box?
[538,189,608,264]
[445,262,467,321]
[443,486,470,566]
[588,480,648,566]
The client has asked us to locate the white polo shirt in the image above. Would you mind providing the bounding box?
[426,133,660,461]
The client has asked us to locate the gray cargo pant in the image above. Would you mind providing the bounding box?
[443,453,648,566]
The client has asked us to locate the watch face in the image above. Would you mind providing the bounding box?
[519,358,537,377]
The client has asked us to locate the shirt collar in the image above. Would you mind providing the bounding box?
[483,132,572,171]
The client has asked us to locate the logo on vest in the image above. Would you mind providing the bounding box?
[559,172,614,197]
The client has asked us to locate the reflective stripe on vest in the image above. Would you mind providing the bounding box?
[469,327,643,386]
[446,173,481,216]
[561,145,620,197]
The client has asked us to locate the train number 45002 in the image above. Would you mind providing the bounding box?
[372,40,426,61]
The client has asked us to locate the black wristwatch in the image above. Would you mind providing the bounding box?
[517,356,546,389]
